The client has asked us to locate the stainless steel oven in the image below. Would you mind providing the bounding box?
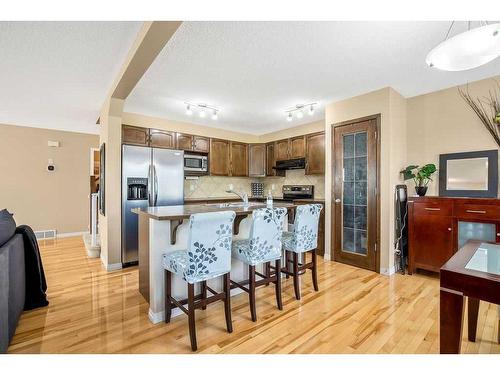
[184,153,208,175]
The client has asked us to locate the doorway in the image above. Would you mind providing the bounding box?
[331,115,380,272]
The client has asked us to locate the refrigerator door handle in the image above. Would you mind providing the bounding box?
[147,164,153,206]
[153,165,158,206]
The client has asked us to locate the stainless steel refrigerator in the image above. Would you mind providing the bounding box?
[121,145,184,266]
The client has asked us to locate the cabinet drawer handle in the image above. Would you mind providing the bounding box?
[424,207,441,211]
[466,210,486,214]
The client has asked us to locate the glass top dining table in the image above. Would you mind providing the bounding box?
[465,242,500,275]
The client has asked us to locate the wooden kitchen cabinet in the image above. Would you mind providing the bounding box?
[176,133,210,153]
[122,125,149,146]
[249,144,266,177]
[266,143,276,176]
[305,131,325,175]
[289,136,306,159]
[230,142,248,177]
[149,129,176,149]
[209,139,230,176]
[275,139,290,161]
[193,136,210,153]
[176,133,194,151]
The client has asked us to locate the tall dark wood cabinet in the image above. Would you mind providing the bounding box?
[248,144,266,177]
[230,142,248,177]
[305,132,325,175]
[209,139,230,176]
[408,196,500,274]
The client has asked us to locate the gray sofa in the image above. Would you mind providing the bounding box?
[0,210,25,353]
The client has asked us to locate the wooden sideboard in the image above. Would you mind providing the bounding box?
[408,196,500,274]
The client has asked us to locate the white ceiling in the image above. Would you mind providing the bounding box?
[126,21,500,135]
[0,21,141,134]
[2,22,500,136]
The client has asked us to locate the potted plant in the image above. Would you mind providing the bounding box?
[400,164,437,196]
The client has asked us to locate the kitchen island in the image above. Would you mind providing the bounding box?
[132,202,296,324]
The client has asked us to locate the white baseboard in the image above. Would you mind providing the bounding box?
[57,231,88,238]
[380,266,396,276]
[105,262,122,272]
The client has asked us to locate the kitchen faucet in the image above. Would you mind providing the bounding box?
[225,189,249,205]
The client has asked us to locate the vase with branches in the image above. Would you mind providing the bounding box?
[459,80,500,148]
[400,164,437,196]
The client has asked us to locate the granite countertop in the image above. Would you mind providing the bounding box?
[132,202,296,221]
[184,195,286,202]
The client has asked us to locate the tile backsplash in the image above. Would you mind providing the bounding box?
[184,169,325,199]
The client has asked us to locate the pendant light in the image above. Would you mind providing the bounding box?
[426,22,500,71]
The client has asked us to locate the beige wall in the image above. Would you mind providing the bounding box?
[325,87,407,273]
[407,76,499,196]
[0,123,98,234]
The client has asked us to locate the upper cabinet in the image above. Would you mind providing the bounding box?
[275,139,290,161]
[210,139,230,176]
[249,144,266,177]
[176,133,210,153]
[150,129,176,149]
[289,135,306,159]
[193,136,210,153]
[230,142,249,177]
[122,125,149,146]
[266,143,276,176]
[176,133,193,151]
[305,132,325,175]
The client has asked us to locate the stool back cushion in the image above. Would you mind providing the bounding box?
[248,207,287,262]
[293,204,323,252]
[187,211,236,279]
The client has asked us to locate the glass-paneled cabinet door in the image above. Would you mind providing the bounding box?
[333,117,378,271]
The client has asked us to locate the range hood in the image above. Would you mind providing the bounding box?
[273,158,306,170]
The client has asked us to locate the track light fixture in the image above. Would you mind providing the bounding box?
[285,103,317,121]
[184,102,219,120]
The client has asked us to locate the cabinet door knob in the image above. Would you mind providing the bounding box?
[335,198,341,203]
[447,228,452,231]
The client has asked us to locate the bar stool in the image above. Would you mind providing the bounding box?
[282,204,323,300]
[162,211,236,351]
[231,207,287,321]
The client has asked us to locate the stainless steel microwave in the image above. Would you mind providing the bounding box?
[184,153,208,175]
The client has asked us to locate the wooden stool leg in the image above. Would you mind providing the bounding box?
[201,281,207,310]
[285,250,290,279]
[265,262,271,286]
[249,265,257,322]
[187,283,197,351]
[311,249,319,292]
[293,252,300,300]
[275,259,283,310]
[164,269,172,323]
[223,273,233,333]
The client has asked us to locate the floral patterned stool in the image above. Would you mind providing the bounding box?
[231,207,287,322]
[281,204,323,300]
[162,211,236,351]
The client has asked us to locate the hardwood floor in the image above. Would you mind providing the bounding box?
[8,237,500,354]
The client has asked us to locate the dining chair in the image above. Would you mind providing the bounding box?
[282,203,323,300]
[231,207,287,321]
[162,211,236,351]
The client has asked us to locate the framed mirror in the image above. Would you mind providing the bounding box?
[439,150,498,198]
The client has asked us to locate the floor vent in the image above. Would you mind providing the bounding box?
[35,230,57,240]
